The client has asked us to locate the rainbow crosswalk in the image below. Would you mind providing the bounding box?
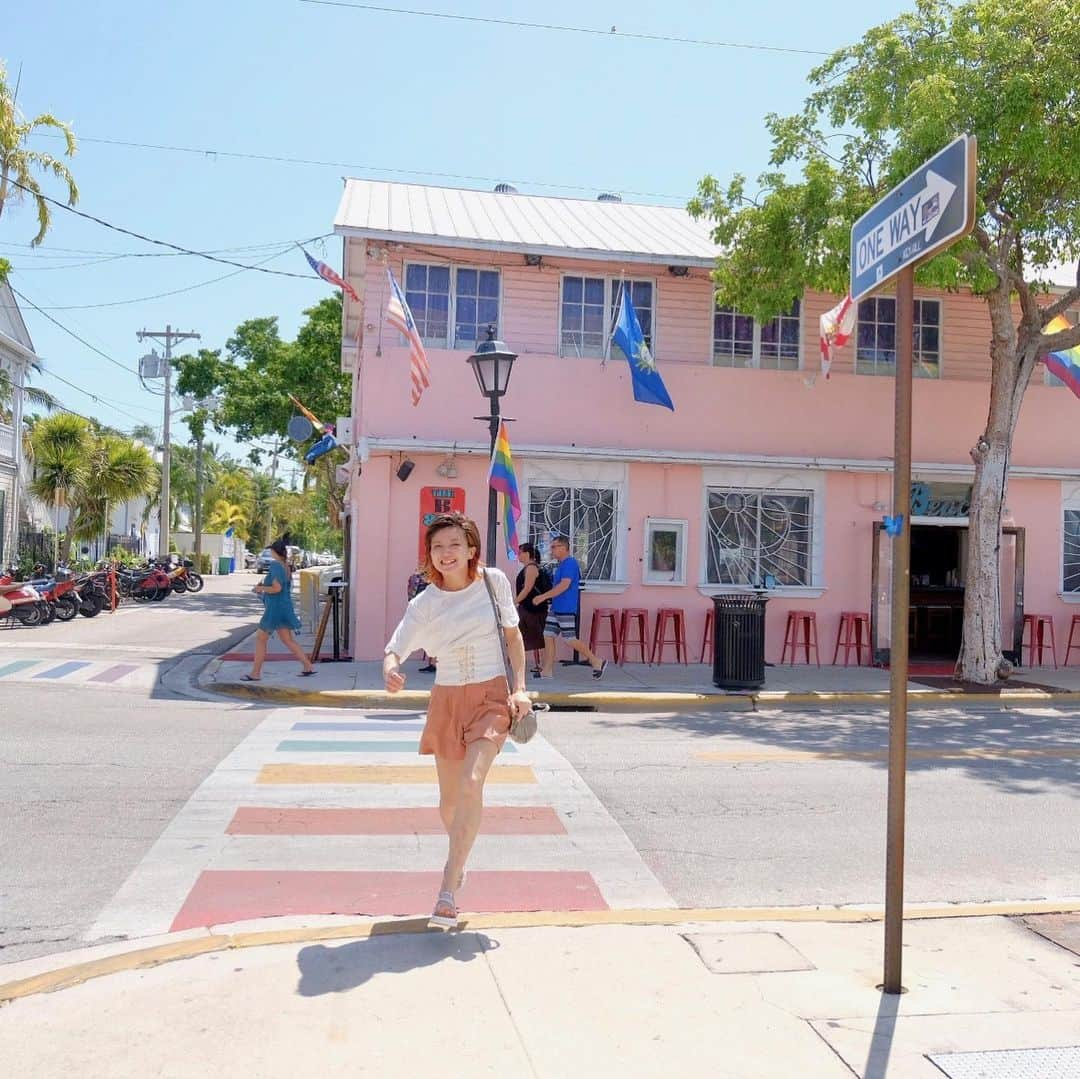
[88,707,674,939]
[0,657,157,689]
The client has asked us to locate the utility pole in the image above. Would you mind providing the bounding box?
[137,326,200,558]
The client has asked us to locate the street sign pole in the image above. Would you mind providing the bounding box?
[884,265,914,994]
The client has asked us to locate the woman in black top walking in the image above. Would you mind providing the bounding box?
[515,543,549,676]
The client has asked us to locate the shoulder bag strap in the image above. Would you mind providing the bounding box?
[482,569,514,687]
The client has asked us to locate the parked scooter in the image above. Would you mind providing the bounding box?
[0,568,49,627]
[155,555,205,594]
[115,562,172,602]
[74,568,113,616]
[27,563,83,622]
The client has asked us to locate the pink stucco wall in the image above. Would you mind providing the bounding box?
[342,239,1079,662]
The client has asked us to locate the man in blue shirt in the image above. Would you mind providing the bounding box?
[531,535,607,680]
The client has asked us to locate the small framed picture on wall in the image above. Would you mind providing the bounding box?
[643,518,687,585]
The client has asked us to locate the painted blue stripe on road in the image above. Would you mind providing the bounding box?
[0,660,42,678]
[292,721,425,733]
[33,661,91,680]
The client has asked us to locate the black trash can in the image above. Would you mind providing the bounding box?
[712,593,768,690]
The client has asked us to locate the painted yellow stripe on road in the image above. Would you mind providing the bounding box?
[695,746,1080,763]
[256,764,537,784]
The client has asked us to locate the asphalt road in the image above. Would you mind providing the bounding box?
[3,574,1078,967]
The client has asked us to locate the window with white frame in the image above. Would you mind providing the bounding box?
[856,297,941,378]
[713,300,801,370]
[705,487,813,586]
[1045,310,1078,388]
[403,263,500,349]
[1064,509,1080,592]
[643,518,687,585]
[560,277,653,358]
[527,485,619,581]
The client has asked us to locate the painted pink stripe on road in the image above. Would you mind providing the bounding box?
[226,806,566,836]
[88,663,138,684]
[170,870,607,931]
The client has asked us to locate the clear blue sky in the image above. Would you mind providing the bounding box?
[4,0,909,471]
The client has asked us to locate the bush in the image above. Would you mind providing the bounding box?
[197,552,212,575]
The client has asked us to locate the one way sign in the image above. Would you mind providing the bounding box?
[850,135,976,303]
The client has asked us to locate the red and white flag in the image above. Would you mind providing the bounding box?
[386,268,431,407]
[819,293,856,379]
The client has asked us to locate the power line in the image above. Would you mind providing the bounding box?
[4,177,320,279]
[8,285,140,375]
[0,234,334,260]
[29,366,156,427]
[298,1,832,56]
[33,131,691,202]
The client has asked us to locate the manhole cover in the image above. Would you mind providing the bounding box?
[928,1046,1080,1078]
[681,931,814,974]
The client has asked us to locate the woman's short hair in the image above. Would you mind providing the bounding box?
[269,534,290,558]
[518,542,540,562]
[422,512,482,586]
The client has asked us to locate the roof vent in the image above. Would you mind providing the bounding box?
[493,183,518,194]
[597,192,622,203]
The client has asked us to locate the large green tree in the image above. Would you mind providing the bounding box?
[0,61,78,254]
[690,0,1080,684]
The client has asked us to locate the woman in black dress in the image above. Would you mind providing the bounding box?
[515,543,549,676]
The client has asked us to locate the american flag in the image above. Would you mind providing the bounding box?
[301,247,360,303]
[386,268,431,406]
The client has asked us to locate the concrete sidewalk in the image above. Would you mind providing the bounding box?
[199,626,1080,710]
[2,907,1079,1077]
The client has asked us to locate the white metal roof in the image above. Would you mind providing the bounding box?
[333,180,720,267]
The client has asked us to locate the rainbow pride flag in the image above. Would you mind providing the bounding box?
[1044,315,1080,399]
[487,421,522,559]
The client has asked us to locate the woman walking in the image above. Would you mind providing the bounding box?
[383,513,531,929]
[244,534,315,681]
[515,543,549,676]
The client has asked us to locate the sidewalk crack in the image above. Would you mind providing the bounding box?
[482,940,540,1078]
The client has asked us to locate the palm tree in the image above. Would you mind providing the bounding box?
[0,63,78,246]
[28,412,90,567]
[0,361,60,424]
[66,434,157,555]
[206,498,249,540]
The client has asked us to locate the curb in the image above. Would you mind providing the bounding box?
[4,899,1079,1005]
[201,679,1080,711]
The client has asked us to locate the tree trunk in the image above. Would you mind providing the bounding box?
[956,280,1040,684]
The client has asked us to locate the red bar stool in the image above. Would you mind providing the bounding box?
[781,610,820,666]
[587,607,621,664]
[699,608,714,664]
[650,607,688,664]
[832,611,871,666]
[1065,614,1080,666]
[1021,613,1058,668]
[619,608,650,664]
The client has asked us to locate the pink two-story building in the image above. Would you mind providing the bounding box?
[332,180,1080,667]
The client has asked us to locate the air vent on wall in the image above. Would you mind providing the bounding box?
[597,192,622,203]
[493,183,518,194]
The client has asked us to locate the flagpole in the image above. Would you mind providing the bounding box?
[605,275,626,365]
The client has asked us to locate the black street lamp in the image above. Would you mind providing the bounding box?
[467,325,517,564]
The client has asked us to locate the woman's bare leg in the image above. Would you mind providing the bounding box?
[249,630,269,679]
[440,738,499,895]
[434,753,463,835]
[276,628,313,672]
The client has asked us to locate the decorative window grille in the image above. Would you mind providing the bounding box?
[1063,510,1080,592]
[527,485,617,581]
[856,297,941,377]
[706,487,812,586]
[713,301,801,370]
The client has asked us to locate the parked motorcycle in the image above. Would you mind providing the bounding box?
[156,555,205,594]
[74,568,113,616]
[0,569,49,627]
[116,562,172,603]
[27,564,83,622]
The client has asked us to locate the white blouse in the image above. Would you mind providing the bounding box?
[385,568,520,686]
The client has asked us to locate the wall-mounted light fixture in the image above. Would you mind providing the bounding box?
[667,265,690,277]
[436,445,458,478]
[396,457,415,482]
[524,254,542,267]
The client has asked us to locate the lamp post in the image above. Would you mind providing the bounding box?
[467,325,517,565]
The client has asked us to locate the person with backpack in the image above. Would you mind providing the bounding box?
[515,543,550,676]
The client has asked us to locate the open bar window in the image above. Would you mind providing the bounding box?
[713,301,801,370]
[706,487,813,586]
[560,277,653,358]
[527,485,617,581]
[404,263,501,349]
[856,296,941,377]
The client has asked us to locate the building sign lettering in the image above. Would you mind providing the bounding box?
[910,481,971,518]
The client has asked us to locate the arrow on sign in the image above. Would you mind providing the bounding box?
[855,170,958,277]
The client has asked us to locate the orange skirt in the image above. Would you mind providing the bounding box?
[420,675,511,760]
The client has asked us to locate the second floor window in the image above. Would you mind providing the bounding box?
[856,297,941,378]
[560,277,653,358]
[404,263,500,349]
[713,301,801,370]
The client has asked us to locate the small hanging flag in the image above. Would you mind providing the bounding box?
[611,283,674,410]
[820,293,856,379]
[300,246,360,302]
[487,421,522,559]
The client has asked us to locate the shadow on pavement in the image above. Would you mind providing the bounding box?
[296,928,497,996]
[586,706,1080,796]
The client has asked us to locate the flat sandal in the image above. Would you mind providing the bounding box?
[429,890,458,931]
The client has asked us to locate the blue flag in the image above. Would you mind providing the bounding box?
[612,285,674,410]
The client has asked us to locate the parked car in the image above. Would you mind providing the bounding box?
[255,548,274,573]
